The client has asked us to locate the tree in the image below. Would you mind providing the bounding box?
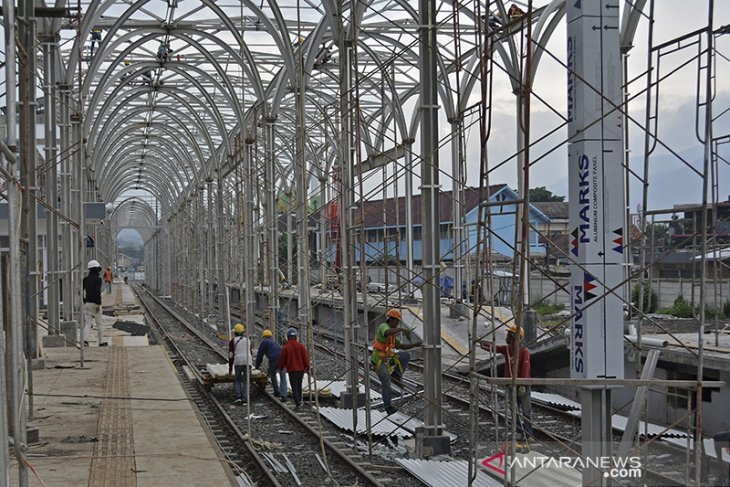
[529,186,565,202]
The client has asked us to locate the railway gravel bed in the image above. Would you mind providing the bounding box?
[136,287,424,487]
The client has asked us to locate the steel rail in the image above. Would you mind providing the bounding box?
[136,285,387,487]
[133,285,282,487]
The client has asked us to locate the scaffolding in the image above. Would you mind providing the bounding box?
[1,0,729,485]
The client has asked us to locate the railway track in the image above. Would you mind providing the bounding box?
[133,285,412,487]
[206,292,720,485]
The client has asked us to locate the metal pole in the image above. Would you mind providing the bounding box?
[58,84,73,325]
[43,34,61,336]
[0,255,10,486]
[265,118,280,340]
[417,0,448,455]
[217,170,229,332]
[5,1,29,479]
[694,2,713,483]
[404,141,415,296]
[245,142,256,334]
[19,0,39,373]
[339,39,359,405]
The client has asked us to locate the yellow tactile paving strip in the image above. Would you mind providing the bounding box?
[89,347,137,487]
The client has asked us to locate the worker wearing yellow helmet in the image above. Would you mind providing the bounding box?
[254,329,287,401]
[371,309,422,415]
[480,323,532,440]
[228,323,252,405]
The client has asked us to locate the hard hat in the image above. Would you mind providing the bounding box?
[233,323,245,334]
[87,260,101,269]
[386,309,402,321]
[262,329,273,338]
[287,327,298,337]
[507,324,524,338]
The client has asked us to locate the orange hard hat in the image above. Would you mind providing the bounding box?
[507,324,524,338]
[386,309,402,321]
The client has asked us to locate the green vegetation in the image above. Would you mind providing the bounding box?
[657,296,726,319]
[533,300,565,316]
[529,186,565,202]
[631,283,658,314]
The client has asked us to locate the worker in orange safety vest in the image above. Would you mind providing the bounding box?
[370,309,422,415]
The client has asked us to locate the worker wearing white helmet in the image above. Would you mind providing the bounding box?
[83,260,104,346]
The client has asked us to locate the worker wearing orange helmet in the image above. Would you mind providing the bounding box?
[371,309,422,415]
[481,324,532,439]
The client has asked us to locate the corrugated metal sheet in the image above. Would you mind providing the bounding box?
[533,391,689,439]
[478,451,582,487]
[662,436,730,463]
[396,459,503,487]
[531,391,581,411]
[318,407,412,437]
[323,380,382,400]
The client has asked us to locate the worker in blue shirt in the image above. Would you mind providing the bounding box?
[255,329,288,401]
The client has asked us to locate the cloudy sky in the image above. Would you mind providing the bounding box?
[450,0,730,213]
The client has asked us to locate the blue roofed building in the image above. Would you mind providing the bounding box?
[332,184,550,264]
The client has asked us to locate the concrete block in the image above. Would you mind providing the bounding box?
[448,302,470,319]
[60,321,78,338]
[415,429,451,457]
[42,335,70,348]
[339,391,366,409]
[26,428,39,444]
[31,358,46,370]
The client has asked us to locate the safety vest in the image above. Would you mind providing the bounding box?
[372,329,402,373]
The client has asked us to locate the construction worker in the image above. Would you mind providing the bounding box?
[90,28,102,57]
[83,260,104,346]
[279,327,309,409]
[103,266,113,294]
[481,324,532,440]
[228,323,252,405]
[371,309,422,415]
[255,329,288,401]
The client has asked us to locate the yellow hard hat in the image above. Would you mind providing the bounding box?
[507,324,524,338]
[233,323,245,334]
[262,329,273,337]
[386,309,402,321]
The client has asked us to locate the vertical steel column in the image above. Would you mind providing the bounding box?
[58,85,73,323]
[694,2,713,483]
[4,2,29,482]
[73,113,86,360]
[339,40,361,405]
[417,0,449,455]
[295,52,312,343]
[217,169,229,330]
[244,142,256,333]
[404,142,414,295]
[265,118,280,339]
[450,121,464,302]
[19,0,39,364]
[43,34,61,335]
[0,254,10,484]
[206,182,215,318]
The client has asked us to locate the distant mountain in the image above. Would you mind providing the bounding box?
[116,229,143,249]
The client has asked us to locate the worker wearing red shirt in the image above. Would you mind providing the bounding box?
[481,324,533,440]
[279,327,310,409]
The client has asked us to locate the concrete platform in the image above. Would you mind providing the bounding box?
[13,287,236,486]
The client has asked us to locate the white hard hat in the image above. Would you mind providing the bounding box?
[87,260,101,269]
